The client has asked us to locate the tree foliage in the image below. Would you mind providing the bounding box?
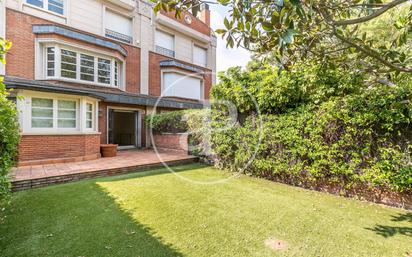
[154,0,412,77]
[0,37,19,220]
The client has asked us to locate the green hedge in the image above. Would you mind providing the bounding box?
[0,78,20,218]
[209,83,412,192]
[145,111,188,133]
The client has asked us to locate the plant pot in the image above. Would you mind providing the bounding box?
[100,144,118,157]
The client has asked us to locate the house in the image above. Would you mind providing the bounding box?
[0,0,216,166]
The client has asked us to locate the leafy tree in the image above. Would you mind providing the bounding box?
[154,0,412,77]
[0,37,19,220]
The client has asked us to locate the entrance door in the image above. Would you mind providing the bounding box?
[108,109,140,148]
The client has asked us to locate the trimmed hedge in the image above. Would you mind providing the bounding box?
[209,82,412,192]
[145,111,188,133]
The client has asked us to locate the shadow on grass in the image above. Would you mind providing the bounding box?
[1,169,187,257]
[366,213,412,238]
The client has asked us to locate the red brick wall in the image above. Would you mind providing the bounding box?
[148,51,212,99]
[161,10,211,36]
[6,9,141,94]
[98,102,146,146]
[152,133,188,152]
[18,134,101,162]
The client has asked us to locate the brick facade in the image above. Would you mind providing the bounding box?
[161,10,211,36]
[6,9,141,94]
[152,133,189,153]
[148,51,212,99]
[18,134,101,165]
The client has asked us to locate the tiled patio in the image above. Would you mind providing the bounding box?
[11,149,198,191]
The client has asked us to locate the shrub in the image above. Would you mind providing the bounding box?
[0,38,19,221]
[145,111,188,133]
[209,82,412,192]
[0,79,20,218]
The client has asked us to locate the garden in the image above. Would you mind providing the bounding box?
[1,164,411,256]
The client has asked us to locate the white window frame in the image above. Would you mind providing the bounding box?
[19,91,99,134]
[25,0,65,16]
[43,44,123,88]
[160,69,204,100]
[85,102,95,131]
[30,96,79,132]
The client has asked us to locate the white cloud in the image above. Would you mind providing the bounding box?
[209,5,251,73]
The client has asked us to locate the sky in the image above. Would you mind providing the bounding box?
[209,5,251,73]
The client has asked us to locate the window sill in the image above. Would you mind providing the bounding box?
[44,77,122,90]
[23,3,67,20]
[22,131,101,136]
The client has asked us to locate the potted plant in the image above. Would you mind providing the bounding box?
[100,144,118,157]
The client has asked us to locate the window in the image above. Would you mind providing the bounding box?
[57,100,76,128]
[162,72,203,100]
[31,98,53,128]
[61,49,77,79]
[193,45,207,67]
[26,0,64,15]
[46,47,55,77]
[86,103,93,129]
[98,58,111,84]
[155,30,175,57]
[80,54,94,82]
[105,10,133,44]
[114,61,119,87]
[45,45,121,87]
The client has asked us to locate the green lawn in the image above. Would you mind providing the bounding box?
[1,164,411,257]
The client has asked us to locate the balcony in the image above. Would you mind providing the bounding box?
[155,45,175,58]
[105,29,133,44]
[105,0,136,10]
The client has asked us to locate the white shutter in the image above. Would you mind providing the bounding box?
[155,30,174,51]
[163,73,202,100]
[106,10,132,37]
[193,46,207,67]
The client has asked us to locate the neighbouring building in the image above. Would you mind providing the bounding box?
[0,0,216,165]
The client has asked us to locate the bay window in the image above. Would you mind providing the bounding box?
[26,0,64,15]
[44,45,122,88]
[28,96,97,132]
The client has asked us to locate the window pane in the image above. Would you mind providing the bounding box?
[47,47,55,77]
[114,61,119,86]
[98,58,111,84]
[32,118,53,128]
[58,110,76,119]
[32,108,53,118]
[58,100,76,109]
[27,0,43,8]
[86,112,92,120]
[32,98,53,108]
[61,49,77,79]
[86,103,93,112]
[86,120,92,129]
[58,119,76,128]
[48,0,64,15]
[80,54,94,82]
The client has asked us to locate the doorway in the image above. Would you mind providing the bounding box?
[108,108,141,149]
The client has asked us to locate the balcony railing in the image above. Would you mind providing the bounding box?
[155,45,175,58]
[105,29,133,44]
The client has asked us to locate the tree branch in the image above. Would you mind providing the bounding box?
[333,30,412,72]
[333,0,408,26]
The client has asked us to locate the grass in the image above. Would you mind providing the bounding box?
[0,164,411,257]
